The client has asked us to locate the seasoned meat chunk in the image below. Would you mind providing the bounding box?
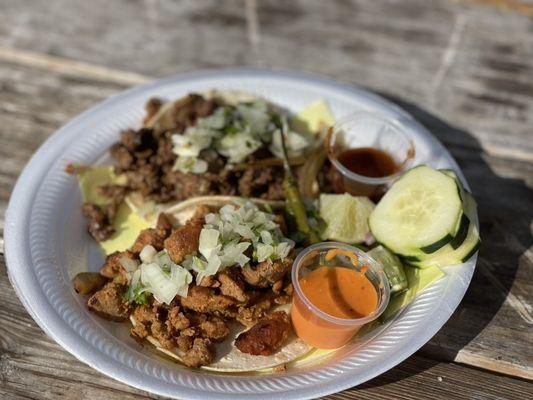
[238,166,284,200]
[130,305,152,340]
[167,171,218,200]
[143,97,163,124]
[199,316,230,342]
[109,143,134,169]
[166,307,191,331]
[176,334,193,352]
[99,250,135,283]
[236,297,272,327]
[73,272,107,295]
[242,257,293,288]
[218,268,248,302]
[130,228,167,254]
[130,303,175,348]
[82,203,115,242]
[156,212,175,232]
[235,311,291,356]
[274,281,294,305]
[198,275,220,288]
[151,320,175,349]
[180,286,236,314]
[181,338,214,368]
[87,283,130,321]
[164,218,203,264]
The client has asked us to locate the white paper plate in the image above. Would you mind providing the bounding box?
[5,69,477,400]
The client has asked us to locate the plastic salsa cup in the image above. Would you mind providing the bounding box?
[290,242,390,349]
[326,111,415,198]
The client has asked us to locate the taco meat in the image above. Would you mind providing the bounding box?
[130,227,167,254]
[99,250,134,284]
[87,282,131,322]
[82,203,115,242]
[180,285,237,314]
[242,258,293,288]
[164,217,204,264]
[235,311,291,356]
[181,338,215,368]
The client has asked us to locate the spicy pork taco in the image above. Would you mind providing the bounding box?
[77,198,311,370]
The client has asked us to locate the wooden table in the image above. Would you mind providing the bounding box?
[0,1,532,398]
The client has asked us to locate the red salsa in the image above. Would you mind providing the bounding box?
[336,147,399,178]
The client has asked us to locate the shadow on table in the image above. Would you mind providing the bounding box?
[356,93,533,388]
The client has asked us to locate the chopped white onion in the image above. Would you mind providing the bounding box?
[140,262,192,305]
[194,200,294,281]
[119,256,140,272]
[139,245,157,264]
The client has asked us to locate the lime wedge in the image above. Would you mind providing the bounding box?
[291,99,335,136]
[319,193,375,243]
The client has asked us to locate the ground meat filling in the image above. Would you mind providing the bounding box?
[82,203,115,241]
[235,311,291,356]
[218,267,248,303]
[109,94,219,203]
[238,166,284,200]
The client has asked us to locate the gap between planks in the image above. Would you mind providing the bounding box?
[1,46,532,163]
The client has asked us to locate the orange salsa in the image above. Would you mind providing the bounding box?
[291,263,378,349]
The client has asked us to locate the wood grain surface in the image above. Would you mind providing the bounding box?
[0,0,532,399]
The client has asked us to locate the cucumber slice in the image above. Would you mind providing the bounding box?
[367,245,408,294]
[439,168,457,180]
[438,169,471,250]
[369,166,463,256]
[449,213,470,249]
[409,193,480,268]
[381,265,445,320]
[440,168,472,198]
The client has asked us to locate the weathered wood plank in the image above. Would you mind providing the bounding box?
[1,1,533,398]
[0,256,531,400]
[0,53,532,380]
[0,0,532,162]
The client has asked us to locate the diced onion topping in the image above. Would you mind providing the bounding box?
[126,202,293,302]
[127,247,192,305]
[170,100,312,173]
[192,200,294,283]
[119,256,140,272]
[139,244,157,263]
